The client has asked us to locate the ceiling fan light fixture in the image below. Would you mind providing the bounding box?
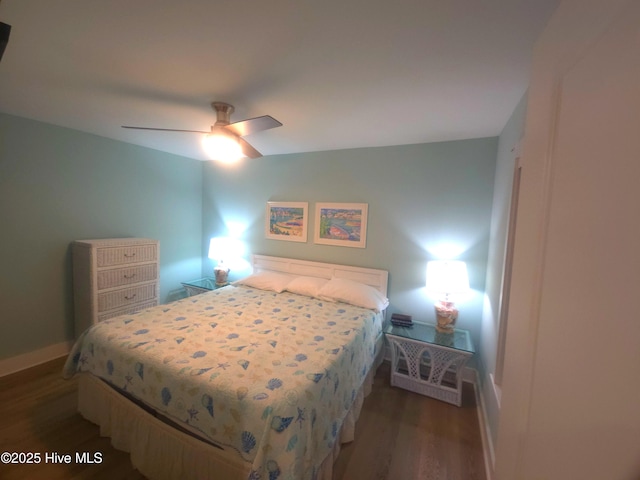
[202,131,244,164]
[123,101,280,161]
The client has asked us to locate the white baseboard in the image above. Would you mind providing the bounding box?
[0,341,74,377]
[474,378,496,480]
[463,365,477,384]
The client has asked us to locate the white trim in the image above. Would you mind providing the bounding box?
[462,365,477,384]
[475,379,496,480]
[490,373,502,409]
[0,341,73,377]
[494,155,522,385]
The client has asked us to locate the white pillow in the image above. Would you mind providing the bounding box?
[234,271,294,293]
[317,277,389,311]
[285,276,329,298]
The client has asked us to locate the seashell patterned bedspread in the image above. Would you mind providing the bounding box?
[63,285,382,480]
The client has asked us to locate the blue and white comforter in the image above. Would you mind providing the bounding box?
[63,285,382,479]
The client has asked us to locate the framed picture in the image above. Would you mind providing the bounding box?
[265,202,309,242]
[314,203,368,248]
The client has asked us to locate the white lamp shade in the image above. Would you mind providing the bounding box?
[426,260,470,296]
[208,237,244,264]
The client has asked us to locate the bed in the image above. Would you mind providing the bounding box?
[63,255,389,480]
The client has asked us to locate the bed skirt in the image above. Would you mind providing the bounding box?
[77,334,386,480]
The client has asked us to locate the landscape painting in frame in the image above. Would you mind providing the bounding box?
[314,203,368,248]
[265,202,308,242]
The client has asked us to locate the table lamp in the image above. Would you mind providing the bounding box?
[208,237,242,286]
[426,260,470,333]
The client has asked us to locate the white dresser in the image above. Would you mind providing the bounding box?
[72,238,159,337]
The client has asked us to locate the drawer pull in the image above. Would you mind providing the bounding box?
[124,294,137,300]
[123,274,137,279]
[124,253,136,258]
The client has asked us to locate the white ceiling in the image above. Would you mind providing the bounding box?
[0,0,559,161]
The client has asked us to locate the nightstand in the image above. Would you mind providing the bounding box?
[181,277,226,297]
[385,322,474,406]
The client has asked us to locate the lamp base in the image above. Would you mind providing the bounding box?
[214,265,230,286]
[434,330,455,347]
[434,300,458,333]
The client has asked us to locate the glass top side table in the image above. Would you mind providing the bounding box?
[384,322,474,406]
[181,277,226,297]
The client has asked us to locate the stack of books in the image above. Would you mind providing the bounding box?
[391,313,413,327]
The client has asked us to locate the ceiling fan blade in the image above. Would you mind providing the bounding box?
[224,115,282,137]
[122,126,209,134]
[239,138,262,159]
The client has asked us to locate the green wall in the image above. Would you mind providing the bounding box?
[0,113,203,360]
[202,138,498,359]
[0,111,499,371]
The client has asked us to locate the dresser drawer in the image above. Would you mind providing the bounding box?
[97,300,159,322]
[97,244,158,267]
[97,264,158,290]
[97,283,157,312]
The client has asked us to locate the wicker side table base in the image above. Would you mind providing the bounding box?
[386,334,472,407]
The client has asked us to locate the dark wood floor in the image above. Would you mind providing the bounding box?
[0,357,486,480]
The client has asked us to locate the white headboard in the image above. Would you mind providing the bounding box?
[252,254,389,297]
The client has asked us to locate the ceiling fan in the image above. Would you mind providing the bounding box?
[122,102,282,162]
